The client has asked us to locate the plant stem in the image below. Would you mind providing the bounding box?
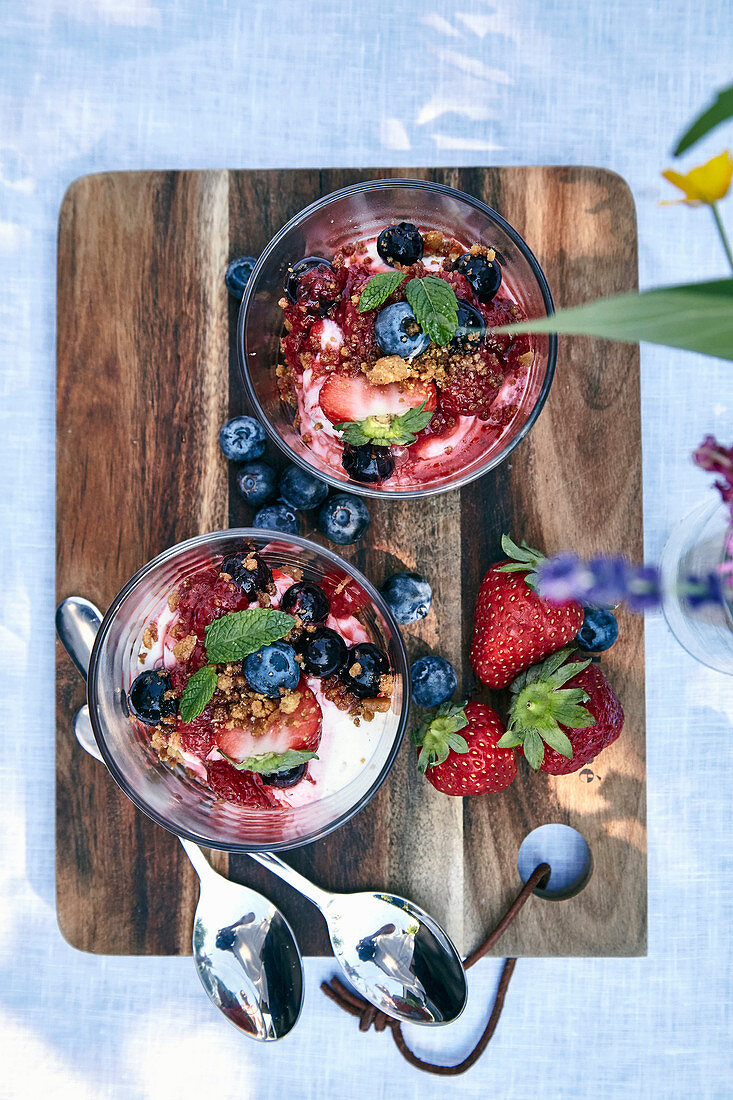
[710,202,733,272]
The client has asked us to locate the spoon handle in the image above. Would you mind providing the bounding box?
[248,851,332,912]
[56,597,104,680]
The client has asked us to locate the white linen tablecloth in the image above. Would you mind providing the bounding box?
[2,1,732,1096]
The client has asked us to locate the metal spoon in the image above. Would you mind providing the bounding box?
[249,851,467,1026]
[55,595,304,1041]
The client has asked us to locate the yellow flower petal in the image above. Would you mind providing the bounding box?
[662,151,733,204]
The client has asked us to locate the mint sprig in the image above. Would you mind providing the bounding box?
[221,749,318,774]
[180,664,218,723]
[405,276,458,346]
[334,398,434,447]
[204,608,296,664]
[358,271,408,313]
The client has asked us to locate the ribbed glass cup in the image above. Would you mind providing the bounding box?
[238,178,557,499]
[87,531,409,851]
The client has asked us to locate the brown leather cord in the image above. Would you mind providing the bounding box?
[320,862,551,1076]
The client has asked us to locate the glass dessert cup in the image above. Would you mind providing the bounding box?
[660,500,733,675]
[238,178,557,499]
[87,530,409,851]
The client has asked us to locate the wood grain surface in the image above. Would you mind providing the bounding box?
[56,167,645,957]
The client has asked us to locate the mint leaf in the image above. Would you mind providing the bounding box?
[358,271,407,313]
[222,749,318,774]
[180,664,217,723]
[205,608,296,663]
[405,276,458,346]
[334,399,434,447]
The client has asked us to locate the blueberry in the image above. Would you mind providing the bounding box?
[260,763,308,788]
[296,626,348,677]
[225,255,258,300]
[128,669,177,726]
[285,256,334,302]
[317,493,370,545]
[279,465,329,511]
[236,460,278,506]
[243,641,300,697]
[281,581,330,623]
[374,301,430,359]
[219,416,266,462]
[380,572,432,625]
[340,642,390,698]
[253,502,300,536]
[450,299,486,351]
[410,656,457,708]
[576,609,619,652]
[376,222,424,267]
[454,252,502,302]
[221,548,273,597]
[342,443,395,484]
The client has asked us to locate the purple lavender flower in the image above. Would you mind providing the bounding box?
[585,556,631,606]
[680,572,728,609]
[693,436,733,508]
[625,565,663,611]
[533,554,593,603]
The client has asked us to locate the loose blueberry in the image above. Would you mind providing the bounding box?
[260,763,308,788]
[281,581,330,624]
[380,572,432,625]
[128,669,177,725]
[285,256,334,302]
[575,609,619,653]
[374,301,430,359]
[219,416,267,462]
[225,255,258,300]
[454,252,502,302]
[376,222,424,267]
[341,642,390,698]
[279,465,329,511]
[221,549,273,597]
[342,443,395,484]
[450,299,486,351]
[252,502,300,536]
[317,493,370,545]
[243,641,300,698]
[296,626,348,677]
[410,655,457,708]
[236,460,278,506]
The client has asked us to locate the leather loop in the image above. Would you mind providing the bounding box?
[320,862,551,1076]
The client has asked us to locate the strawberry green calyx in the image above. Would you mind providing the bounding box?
[335,399,434,447]
[497,647,595,771]
[494,534,546,591]
[411,701,469,773]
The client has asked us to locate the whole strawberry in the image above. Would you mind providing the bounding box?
[470,535,584,689]
[498,647,624,774]
[412,701,517,795]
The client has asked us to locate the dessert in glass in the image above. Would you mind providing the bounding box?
[86,531,409,850]
[239,179,556,498]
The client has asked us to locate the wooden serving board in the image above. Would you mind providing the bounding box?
[56,167,646,957]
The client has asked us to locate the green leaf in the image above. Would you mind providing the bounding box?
[550,700,595,729]
[674,83,733,155]
[541,726,574,759]
[406,275,459,346]
[205,608,296,663]
[501,534,540,564]
[335,399,434,447]
[546,657,592,689]
[412,701,468,772]
[489,280,733,362]
[523,728,545,771]
[446,733,469,753]
[222,749,318,774]
[179,664,217,723]
[496,729,523,749]
[358,271,408,313]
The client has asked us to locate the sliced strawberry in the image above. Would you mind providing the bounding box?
[319,372,436,426]
[206,761,280,807]
[216,677,322,764]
